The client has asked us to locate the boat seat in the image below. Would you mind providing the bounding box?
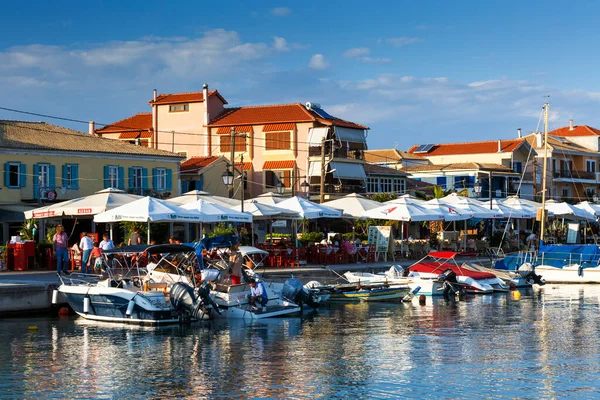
[146,282,168,291]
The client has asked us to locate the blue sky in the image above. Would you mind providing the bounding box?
[1,1,599,150]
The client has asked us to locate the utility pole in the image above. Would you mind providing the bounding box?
[532,158,537,200]
[319,136,326,203]
[540,103,549,242]
[291,168,295,197]
[171,130,175,153]
[229,127,235,199]
[240,153,244,212]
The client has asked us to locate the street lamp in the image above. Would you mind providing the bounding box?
[301,180,310,195]
[222,169,234,187]
[473,179,482,198]
[276,181,285,195]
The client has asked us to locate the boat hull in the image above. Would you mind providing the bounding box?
[536,265,600,284]
[328,287,410,302]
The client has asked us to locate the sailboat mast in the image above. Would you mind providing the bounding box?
[540,103,549,241]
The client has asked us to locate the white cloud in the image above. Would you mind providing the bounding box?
[273,36,289,52]
[344,47,370,58]
[271,7,291,16]
[387,37,422,46]
[362,57,392,64]
[308,54,329,69]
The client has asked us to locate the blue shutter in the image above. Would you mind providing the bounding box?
[467,176,475,187]
[103,166,110,188]
[152,168,158,189]
[72,165,79,189]
[4,163,9,187]
[49,165,56,189]
[181,180,189,193]
[166,169,172,191]
[436,177,446,188]
[19,164,26,188]
[142,168,148,190]
[128,167,134,189]
[62,165,67,188]
[118,167,125,190]
[33,164,40,199]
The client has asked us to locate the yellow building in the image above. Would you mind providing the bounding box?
[0,120,183,242]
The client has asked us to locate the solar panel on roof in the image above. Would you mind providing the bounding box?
[312,108,334,120]
[414,143,435,153]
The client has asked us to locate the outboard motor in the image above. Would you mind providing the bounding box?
[170,282,217,321]
[517,263,546,286]
[436,268,464,299]
[437,268,457,284]
[283,277,321,309]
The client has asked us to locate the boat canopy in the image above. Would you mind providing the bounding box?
[496,244,600,271]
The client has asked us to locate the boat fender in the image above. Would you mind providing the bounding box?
[83,296,90,314]
[578,265,584,277]
[52,290,58,305]
[418,295,426,305]
[126,295,137,317]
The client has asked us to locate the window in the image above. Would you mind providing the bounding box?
[381,178,392,193]
[562,187,570,199]
[38,164,50,188]
[265,132,291,150]
[63,164,79,189]
[587,160,597,173]
[265,170,291,188]
[132,167,143,190]
[169,104,189,112]
[367,177,378,193]
[6,163,21,188]
[155,168,166,191]
[220,135,246,153]
[512,161,522,173]
[108,166,119,188]
[393,179,405,194]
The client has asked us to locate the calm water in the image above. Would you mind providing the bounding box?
[2,285,600,399]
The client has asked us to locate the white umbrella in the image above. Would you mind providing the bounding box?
[499,197,541,219]
[231,200,300,220]
[440,193,504,219]
[575,201,600,218]
[252,192,287,205]
[363,197,444,222]
[545,200,595,221]
[180,199,252,223]
[169,190,241,208]
[425,198,474,221]
[322,193,383,218]
[24,188,142,219]
[276,196,342,219]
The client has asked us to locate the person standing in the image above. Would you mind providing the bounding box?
[53,225,69,274]
[79,232,93,273]
[128,227,142,246]
[99,233,115,251]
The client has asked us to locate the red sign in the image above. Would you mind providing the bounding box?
[77,208,93,214]
[33,211,55,218]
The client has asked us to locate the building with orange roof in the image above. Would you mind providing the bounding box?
[96,85,370,201]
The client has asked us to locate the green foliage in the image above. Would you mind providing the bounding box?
[341,232,367,242]
[266,233,291,239]
[298,231,322,244]
[46,225,57,244]
[0,246,7,262]
[370,193,398,203]
[206,223,236,238]
[20,219,37,241]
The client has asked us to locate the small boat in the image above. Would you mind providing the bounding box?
[56,244,216,325]
[304,281,413,302]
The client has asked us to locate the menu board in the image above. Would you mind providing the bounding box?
[368,226,392,253]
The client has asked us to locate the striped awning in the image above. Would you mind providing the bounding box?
[235,162,252,171]
[118,131,153,139]
[215,126,253,134]
[263,123,295,132]
[263,160,296,170]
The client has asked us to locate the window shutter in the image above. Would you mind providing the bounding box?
[73,165,79,189]
[103,166,110,188]
[4,163,9,187]
[166,169,172,191]
[142,168,148,190]
[283,170,291,187]
[62,165,67,188]
[181,180,189,193]
[118,167,125,190]
[152,168,158,189]
[33,164,40,199]
[49,165,56,189]
[128,167,134,189]
[19,164,26,188]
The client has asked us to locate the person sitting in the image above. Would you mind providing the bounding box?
[342,238,356,255]
[247,278,268,310]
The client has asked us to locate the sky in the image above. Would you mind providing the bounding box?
[1,0,599,150]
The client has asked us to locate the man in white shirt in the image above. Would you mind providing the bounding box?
[79,232,94,273]
[247,278,268,310]
[99,233,115,251]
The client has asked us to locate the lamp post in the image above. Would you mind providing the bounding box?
[301,179,310,197]
[276,181,285,195]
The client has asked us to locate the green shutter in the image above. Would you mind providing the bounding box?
[166,169,172,191]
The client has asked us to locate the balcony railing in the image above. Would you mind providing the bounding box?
[553,169,597,180]
[308,183,365,196]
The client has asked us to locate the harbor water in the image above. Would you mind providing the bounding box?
[1,285,600,399]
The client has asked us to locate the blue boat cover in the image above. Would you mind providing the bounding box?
[495,244,600,271]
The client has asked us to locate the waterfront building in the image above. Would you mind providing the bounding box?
[0,120,183,242]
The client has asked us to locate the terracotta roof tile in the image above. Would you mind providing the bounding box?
[149,90,227,105]
[181,156,221,172]
[263,123,295,132]
[118,131,154,139]
[408,139,525,156]
[263,160,296,169]
[0,120,181,158]
[209,103,368,130]
[523,133,597,155]
[401,162,515,173]
[215,126,253,134]
[548,125,600,137]
[96,112,152,133]
[235,162,252,171]
[363,163,407,176]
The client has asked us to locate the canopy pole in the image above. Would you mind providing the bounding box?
[147,221,150,244]
[251,220,255,246]
[110,223,113,241]
[400,222,404,254]
[464,220,467,251]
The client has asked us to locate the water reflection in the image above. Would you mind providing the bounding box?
[2,286,600,398]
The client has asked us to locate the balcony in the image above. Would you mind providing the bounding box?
[553,169,597,181]
[308,183,365,196]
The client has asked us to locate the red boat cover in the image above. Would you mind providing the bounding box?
[427,251,460,259]
[410,261,496,280]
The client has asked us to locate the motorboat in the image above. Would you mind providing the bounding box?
[343,266,412,286]
[56,244,216,325]
[408,252,509,295]
[303,280,415,302]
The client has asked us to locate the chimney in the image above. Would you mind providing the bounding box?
[536,132,543,148]
[517,128,522,138]
[88,121,95,136]
[497,139,502,152]
[569,119,574,130]
[153,89,157,102]
[203,83,210,125]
